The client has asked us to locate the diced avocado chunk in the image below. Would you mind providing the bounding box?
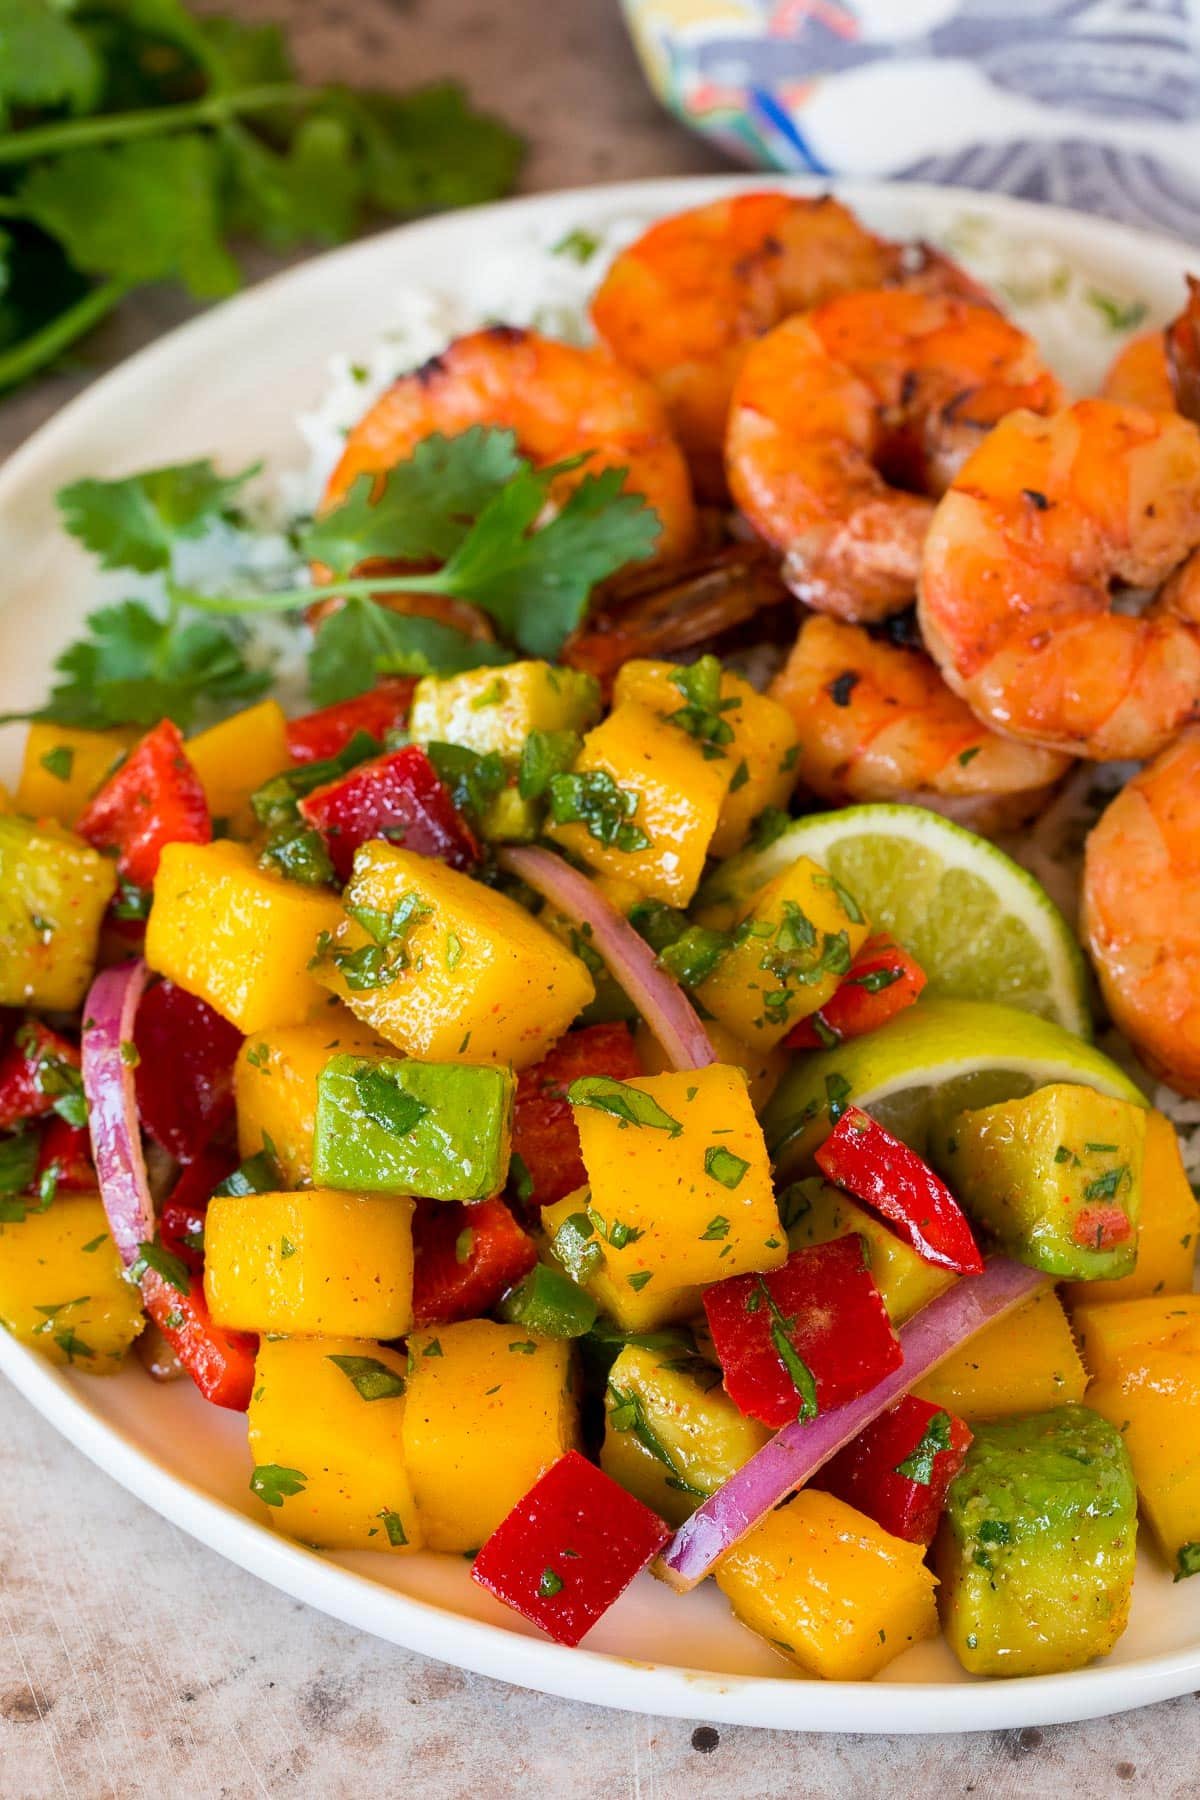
[410,661,601,761]
[0,814,117,1009]
[600,1342,770,1526]
[940,1083,1146,1279]
[314,1054,514,1201]
[936,1404,1137,1677]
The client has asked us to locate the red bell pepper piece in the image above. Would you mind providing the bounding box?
[472,1450,670,1646]
[158,1143,241,1274]
[285,678,416,765]
[132,980,243,1162]
[144,1276,257,1411]
[702,1235,902,1430]
[512,1024,642,1212]
[412,1196,538,1326]
[812,1394,973,1544]
[34,1117,94,1193]
[0,1021,80,1130]
[815,1106,984,1276]
[785,933,926,1050]
[78,719,211,888]
[298,743,479,883]
[1072,1204,1135,1252]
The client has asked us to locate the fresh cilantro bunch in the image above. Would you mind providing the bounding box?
[0,0,522,392]
[31,424,662,727]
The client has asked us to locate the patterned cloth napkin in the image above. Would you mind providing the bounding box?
[621,1,1200,235]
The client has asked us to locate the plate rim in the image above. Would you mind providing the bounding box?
[2,168,1197,1732]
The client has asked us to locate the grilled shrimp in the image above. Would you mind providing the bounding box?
[726,290,1062,623]
[323,324,697,562]
[590,192,990,493]
[562,543,792,694]
[919,398,1200,761]
[1083,729,1200,1096]
[768,615,1071,835]
[1101,276,1200,423]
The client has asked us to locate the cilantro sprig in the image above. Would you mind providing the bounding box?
[0,1,521,394]
[30,425,662,729]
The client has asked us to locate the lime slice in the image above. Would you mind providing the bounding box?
[764,996,1145,1178]
[697,804,1091,1037]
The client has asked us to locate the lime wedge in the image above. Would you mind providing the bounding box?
[764,996,1145,1178]
[697,804,1091,1037]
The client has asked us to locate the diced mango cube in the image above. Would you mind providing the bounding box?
[312,841,593,1069]
[912,1287,1086,1421]
[715,1488,938,1680]
[204,1188,414,1337]
[410,660,600,759]
[402,1319,577,1551]
[235,1010,390,1186]
[542,1189,702,1332]
[146,839,343,1033]
[1087,1339,1200,1581]
[1064,1111,1199,1307]
[545,700,728,906]
[186,699,290,835]
[634,1019,787,1112]
[247,1337,421,1551]
[613,659,799,857]
[782,1177,955,1325]
[0,814,117,1009]
[696,855,870,1050]
[601,1342,769,1525]
[570,1065,785,1292]
[15,723,133,825]
[0,1195,143,1372]
[1073,1294,1200,1382]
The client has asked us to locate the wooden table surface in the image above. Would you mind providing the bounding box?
[1,3,1198,1793]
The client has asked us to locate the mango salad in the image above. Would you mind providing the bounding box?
[1,646,1196,1683]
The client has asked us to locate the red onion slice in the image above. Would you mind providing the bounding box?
[81,958,155,1267]
[498,845,717,1072]
[657,1256,1047,1591]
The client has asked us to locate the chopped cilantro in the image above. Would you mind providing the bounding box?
[705,1147,749,1190]
[894,1411,952,1485]
[327,1353,407,1401]
[548,768,650,854]
[129,1239,190,1295]
[250,1464,307,1507]
[39,745,74,781]
[567,1076,682,1136]
[351,1065,429,1139]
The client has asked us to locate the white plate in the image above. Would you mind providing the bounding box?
[1,174,1197,1733]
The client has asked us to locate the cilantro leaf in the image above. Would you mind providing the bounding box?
[0,0,101,119]
[308,597,511,707]
[35,599,268,730]
[302,428,526,574]
[332,83,523,216]
[431,463,661,658]
[17,135,240,296]
[57,459,259,575]
[222,114,362,250]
